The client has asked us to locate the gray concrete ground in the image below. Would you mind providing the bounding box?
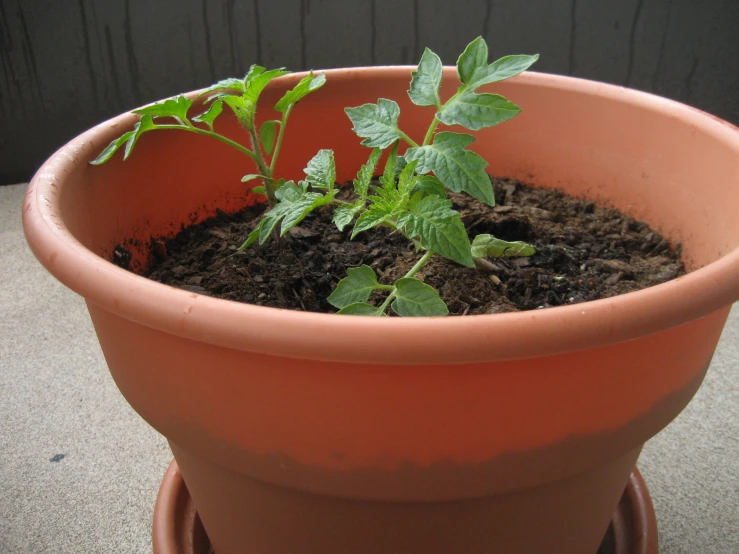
[1,182,737,553]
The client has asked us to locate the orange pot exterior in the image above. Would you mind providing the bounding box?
[23,69,739,553]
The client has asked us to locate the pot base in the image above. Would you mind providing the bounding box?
[152,459,657,554]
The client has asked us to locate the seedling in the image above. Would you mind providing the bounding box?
[92,65,327,208]
[93,37,539,317]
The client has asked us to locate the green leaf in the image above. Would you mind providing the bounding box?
[199,77,245,100]
[279,192,334,234]
[380,141,400,189]
[223,66,289,130]
[411,175,447,198]
[457,37,490,86]
[274,71,327,112]
[351,205,392,238]
[408,48,443,107]
[241,174,261,182]
[90,131,134,165]
[397,159,419,197]
[345,99,403,148]
[391,278,449,317]
[123,115,156,160]
[396,195,473,267]
[192,99,224,131]
[353,148,381,198]
[404,132,494,206]
[471,234,536,258]
[133,95,193,121]
[456,37,538,90]
[304,149,336,190]
[468,53,540,89]
[260,120,278,155]
[275,180,301,202]
[332,202,364,232]
[251,186,266,194]
[337,302,384,316]
[238,220,264,250]
[327,265,383,309]
[222,95,252,129]
[438,90,521,131]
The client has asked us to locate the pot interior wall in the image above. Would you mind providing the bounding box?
[57,70,739,273]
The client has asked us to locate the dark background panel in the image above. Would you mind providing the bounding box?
[1,0,738,185]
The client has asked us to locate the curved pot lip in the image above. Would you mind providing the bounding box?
[23,68,739,365]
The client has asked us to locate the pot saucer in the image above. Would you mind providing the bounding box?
[152,460,657,554]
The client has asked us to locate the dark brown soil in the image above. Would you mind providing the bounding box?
[142,177,685,315]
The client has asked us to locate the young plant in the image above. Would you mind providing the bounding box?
[92,37,539,318]
[323,36,539,316]
[91,65,326,210]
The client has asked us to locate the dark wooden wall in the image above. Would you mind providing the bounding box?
[2,0,738,185]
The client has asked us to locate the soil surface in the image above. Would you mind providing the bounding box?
[141,177,686,316]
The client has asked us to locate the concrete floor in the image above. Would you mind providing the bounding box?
[1,182,737,553]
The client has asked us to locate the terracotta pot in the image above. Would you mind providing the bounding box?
[152,459,658,554]
[23,68,739,553]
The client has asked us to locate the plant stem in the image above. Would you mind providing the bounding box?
[399,130,420,148]
[155,124,258,162]
[422,118,440,146]
[378,249,435,315]
[269,105,292,175]
[247,125,278,207]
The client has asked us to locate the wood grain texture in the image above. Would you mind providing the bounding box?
[1,0,738,184]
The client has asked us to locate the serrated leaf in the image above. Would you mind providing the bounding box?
[327,265,383,309]
[468,53,540,89]
[380,141,400,189]
[457,37,489,85]
[411,175,447,198]
[353,148,381,198]
[279,192,334,234]
[90,131,134,165]
[304,149,336,190]
[337,302,384,316]
[438,91,521,131]
[404,132,494,206]
[198,77,245,100]
[457,37,538,90]
[394,154,408,178]
[345,99,402,148]
[408,48,443,107]
[223,67,289,130]
[192,99,223,131]
[123,115,156,160]
[397,159,419,197]
[391,278,448,317]
[241,174,261,183]
[238,220,264,250]
[471,234,536,258]
[222,95,251,129]
[396,195,473,267]
[332,202,364,232]
[275,71,327,112]
[260,120,278,155]
[133,95,193,121]
[351,206,392,238]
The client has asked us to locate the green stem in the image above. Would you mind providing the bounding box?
[422,118,440,146]
[399,130,420,148]
[269,105,292,175]
[155,124,257,162]
[378,249,435,315]
[247,125,277,207]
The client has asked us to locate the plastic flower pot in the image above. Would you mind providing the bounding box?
[23,68,739,553]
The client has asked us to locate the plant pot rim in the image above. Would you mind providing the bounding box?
[23,68,739,364]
